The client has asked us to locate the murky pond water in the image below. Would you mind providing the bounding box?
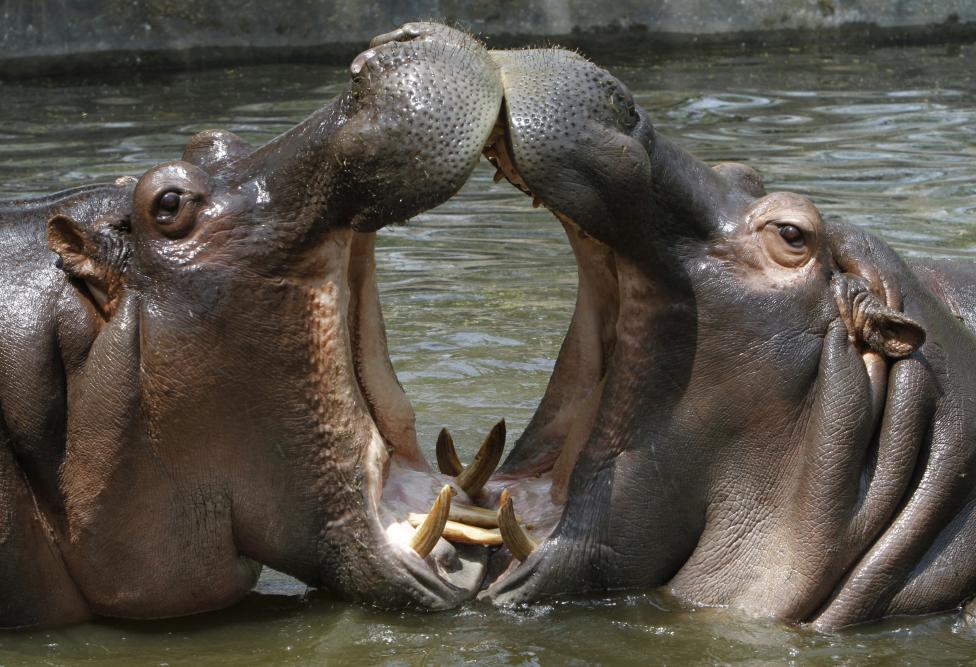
[1,41,974,665]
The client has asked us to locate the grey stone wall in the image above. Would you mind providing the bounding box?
[1,0,973,76]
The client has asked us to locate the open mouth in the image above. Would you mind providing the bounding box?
[479,117,621,586]
[341,112,622,600]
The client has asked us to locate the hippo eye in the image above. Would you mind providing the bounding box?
[753,194,821,269]
[760,218,815,268]
[778,224,805,248]
[151,189,198,238]
[156,190,183,219]
[133,161,209,240]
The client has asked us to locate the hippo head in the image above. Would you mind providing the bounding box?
[44,31,503,617]
[473,47,935,625]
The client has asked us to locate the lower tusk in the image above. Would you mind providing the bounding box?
[435,428,464,476]
[450,503,501,528]
[455,420,506,496]
[532,197,542,209]
[498,489,536,561]
[493,169,505,183]
[408,515,503,546]
[410,485,454,558]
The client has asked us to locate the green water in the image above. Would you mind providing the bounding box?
[1,41,975,665]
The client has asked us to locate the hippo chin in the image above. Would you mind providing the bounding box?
[0,30,502,628]
[437,40,976,629]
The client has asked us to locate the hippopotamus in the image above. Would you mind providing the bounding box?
[421,34,976,629]
[0,30,505,629]
[224,22,975,630]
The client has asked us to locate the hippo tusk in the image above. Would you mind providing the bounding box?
[454,420,506,496]
[412,502,501,529]
[410,485,454,558]
[448,503,501,528]
[498,489,536,561]
[407,515,503,546]
[435,428,464,476]
[436,421,506,494]
[410,499,524,531]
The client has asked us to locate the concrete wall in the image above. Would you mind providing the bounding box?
[2,0,974,76]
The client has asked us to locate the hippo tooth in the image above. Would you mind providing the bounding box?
[435,427,464,476]
[411,500,517,529]
[418,502,498,528]
[498,490,536,561]
[455,419,506,496]
[410,485,454,558]
[532,196,542,208]
[447,502,502,528]
[407,514,503,545]
[493,169,505,183]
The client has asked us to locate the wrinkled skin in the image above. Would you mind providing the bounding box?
[405,38,976,629]
[0,30,502,629]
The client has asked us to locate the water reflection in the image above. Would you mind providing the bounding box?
[0,42,974,665]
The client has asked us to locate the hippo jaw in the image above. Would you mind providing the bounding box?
[292,30,515,609]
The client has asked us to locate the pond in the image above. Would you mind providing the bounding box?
[0,40,974,665]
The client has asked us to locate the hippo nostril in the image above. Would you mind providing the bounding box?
[349,50,376,77]
[401,24,423,38]
[368,28,405,49]
[367,25,425,49]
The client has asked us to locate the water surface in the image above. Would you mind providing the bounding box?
[0,41,974,665]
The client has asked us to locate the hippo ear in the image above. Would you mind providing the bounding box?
[833,273,925,358]
[47,214,128,318]
[712,162,766,198]
[182,129,254,172]
[860,302,926,358]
